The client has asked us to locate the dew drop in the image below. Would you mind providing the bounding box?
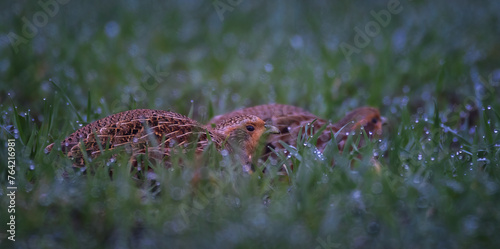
[104,21,120,38]
[289,35,303,49]
[221,149,229,157]
[264,63,274,72]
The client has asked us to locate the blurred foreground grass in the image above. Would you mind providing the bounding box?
[1,0,500,248]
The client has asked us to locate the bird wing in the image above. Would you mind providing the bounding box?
[209,104,313,124]
[48,109,211,165]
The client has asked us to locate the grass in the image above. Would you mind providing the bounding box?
[1,0,500,248]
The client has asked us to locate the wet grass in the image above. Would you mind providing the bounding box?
[1,0,500,248]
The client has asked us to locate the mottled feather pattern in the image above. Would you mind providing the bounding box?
[209,104,385,159]
[210,104,313,126]
[58,109,184,152]
[46,109,276,168]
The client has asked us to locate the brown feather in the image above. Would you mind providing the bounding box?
[46,109,275,168]
[208,104,385,159]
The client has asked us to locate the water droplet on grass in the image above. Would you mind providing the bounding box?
[289,35,303,49]
[264,63,274,72]
[313,148,325,161]
[105,21,120,38]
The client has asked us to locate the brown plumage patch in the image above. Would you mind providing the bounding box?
[46,109,277,168]
[209,104,386,160]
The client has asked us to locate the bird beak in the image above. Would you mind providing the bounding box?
[380,116,388,125]
[264,124,280,134]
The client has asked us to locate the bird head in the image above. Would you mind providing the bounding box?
[215,115,279,163]
[334,107,386,137]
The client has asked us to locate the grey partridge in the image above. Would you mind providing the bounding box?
[208,104,385,162]
[46,109,279,168]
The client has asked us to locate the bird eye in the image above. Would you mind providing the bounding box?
[246,125,255,131]
[371,118,378,124]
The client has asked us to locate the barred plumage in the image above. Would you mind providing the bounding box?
[208,104,385,159]
[46,109,278,167]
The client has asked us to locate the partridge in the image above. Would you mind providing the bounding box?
[46,109,279,168]
[209,104,385,160]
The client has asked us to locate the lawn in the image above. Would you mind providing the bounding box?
[1,0,500,248]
